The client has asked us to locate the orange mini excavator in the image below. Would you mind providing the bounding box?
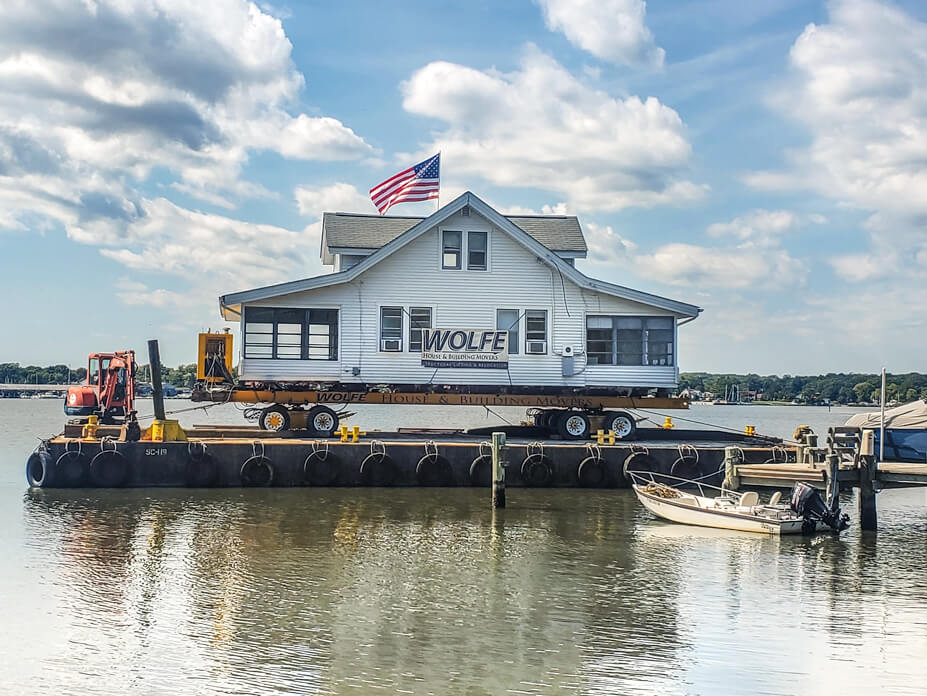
[65,351,136,424]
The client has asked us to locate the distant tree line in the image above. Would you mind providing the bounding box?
[0,362,206,389]
[680,372,927,404]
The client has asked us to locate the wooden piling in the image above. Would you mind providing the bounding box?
[147,339,166,422]
[824,453,840,509]
[491,431,506,509]
[722,446,741,491]
[858,429,878,531]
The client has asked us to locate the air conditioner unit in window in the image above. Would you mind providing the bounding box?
[381,339,401,351]
[526,341,547,354]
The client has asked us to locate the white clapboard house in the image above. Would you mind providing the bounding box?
[218,192,701,396]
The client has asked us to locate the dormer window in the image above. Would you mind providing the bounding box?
[442,230,461,269]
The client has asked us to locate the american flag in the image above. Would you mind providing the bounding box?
[369,153,440,214]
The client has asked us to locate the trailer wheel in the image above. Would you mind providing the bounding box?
[307,406,339,437]
[259,405,290,432]
[604,411,636,440]
[557,411,590,440]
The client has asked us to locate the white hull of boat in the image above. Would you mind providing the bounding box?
[633,485,818,535]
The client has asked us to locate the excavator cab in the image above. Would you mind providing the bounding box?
[65,350,136,424]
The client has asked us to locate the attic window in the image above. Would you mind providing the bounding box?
[442,230,461,269]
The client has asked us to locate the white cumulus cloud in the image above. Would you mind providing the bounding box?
[536,0,665,68]
[401,47,702,213]
[747,0,927,282]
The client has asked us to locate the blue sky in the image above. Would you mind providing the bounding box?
[1,0,925,374]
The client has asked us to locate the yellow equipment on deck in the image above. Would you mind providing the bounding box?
[197,331,234,384]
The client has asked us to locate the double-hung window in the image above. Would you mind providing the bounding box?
[585,316,675,366]
[244,307,338,360]
[409,307,432,352]
[524,310,547,354]
[380,307,403,351]
[496,309,519,355]
[468,231,487,270]
[442,230,462,269]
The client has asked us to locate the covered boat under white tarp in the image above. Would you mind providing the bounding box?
[845,400,927,462]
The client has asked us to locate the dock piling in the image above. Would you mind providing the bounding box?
[722,446,741,491]
[858,429,878,531]
[147,339,166,422]
[491,432,506,509]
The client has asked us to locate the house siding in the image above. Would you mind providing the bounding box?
[238,210,680,390]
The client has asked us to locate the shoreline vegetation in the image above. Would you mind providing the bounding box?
[2,363,925,406]
[681,372,927,406]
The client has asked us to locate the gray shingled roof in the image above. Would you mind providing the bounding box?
[322,211,587,254]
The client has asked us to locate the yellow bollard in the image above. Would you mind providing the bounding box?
[82,415,99,439]
[339,425,349,442]
[594,429,616,445]
[663,417,675,430]
[745,425,756,437]
[351,425,361,443]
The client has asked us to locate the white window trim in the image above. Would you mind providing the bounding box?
[240,303,342,362]
[408,304,436,353]
[583,313,677,367]
[378,304,404,352]
[437,224,491,272]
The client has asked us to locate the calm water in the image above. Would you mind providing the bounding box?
[2,399,926,695]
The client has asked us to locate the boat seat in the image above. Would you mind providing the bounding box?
[768,491,782,506]
[738,491,759,507]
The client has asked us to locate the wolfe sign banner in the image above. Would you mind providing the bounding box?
[421,328,509,369]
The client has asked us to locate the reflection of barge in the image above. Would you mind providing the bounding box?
[194,192,700,439]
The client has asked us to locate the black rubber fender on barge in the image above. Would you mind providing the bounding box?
[26,449,53,488]
[241,455,274,486]
[303,448,340,486]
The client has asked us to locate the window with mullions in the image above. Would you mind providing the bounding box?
[243,307,338,360]
[409,307,432,352]
[468,231,487,270]
[496,309,519,355]
[525,310,547,353]
[442,230,461,269]
[307,309,338,360]
[585,316,674,366]
[380,306,403,351]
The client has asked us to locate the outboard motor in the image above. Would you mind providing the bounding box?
[790,482,850,534]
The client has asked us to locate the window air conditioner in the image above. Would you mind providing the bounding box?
[526,341,547,354]
[381,339,401,351]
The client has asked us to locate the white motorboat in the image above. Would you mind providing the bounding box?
[630,473,849,536]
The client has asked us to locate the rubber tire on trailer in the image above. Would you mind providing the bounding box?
[90,450,129,487]
[303,450,340,486]
[241,456,274,487]
[521,453,554,487]
[26,451,53,488]
[55,451,87,487]
[622,452,659,484]
[360,453,397,486]
[469,454,492,486]
[577,456,608,488]
[533,410,551,430]
[259,405,290,432]
[307,406,339,437]
[557,411,590,440]
[416,455,453,486]
[670,455,699,480]
[603,411,637,440]
[186,453,218,487]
